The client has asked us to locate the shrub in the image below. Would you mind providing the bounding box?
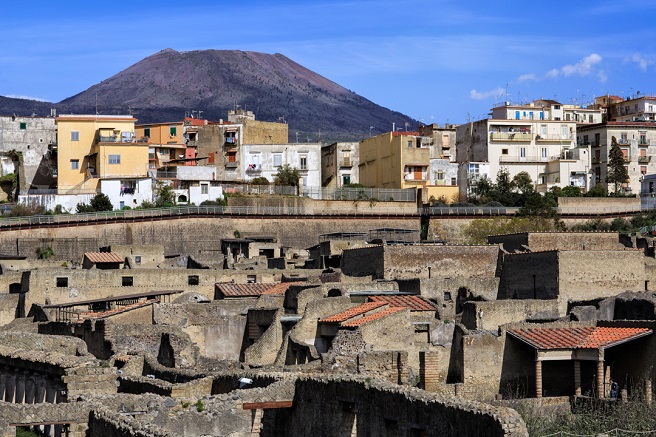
[251,176,269,185]
[90,193,113,212]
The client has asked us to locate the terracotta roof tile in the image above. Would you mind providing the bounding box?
[508,326,652,350]
[84,252,124,263]
[319,301,387,323]
[261,283,294,295]
[369,295,437,311]
[341,307,406,328]
[216,283,277,297]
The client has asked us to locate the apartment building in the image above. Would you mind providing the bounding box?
[608,95,656,122]
[577,122,656,194]
[321,142,359,188]
[242,143,321,188]
[418,123,457,161]
[227,109,288,144]
[135,122,188,171]
[0,115,57,193]
[193,121,244,182]
[456,101,596,197]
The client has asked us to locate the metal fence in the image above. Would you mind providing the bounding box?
[221,184,298,196]
[301,187,416,201]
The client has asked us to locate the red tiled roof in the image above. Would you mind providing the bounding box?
[369,295,438,312]
[319,301,387,323]
[341,307,406,328]
[75,300,154,323]
[261,283,294,296]
[508,326,652,350]
[216,283,277,297]
[84,252,124,264]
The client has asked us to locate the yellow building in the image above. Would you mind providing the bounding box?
[56,115,148,194]
[358,132,431,189]
[135,122,186,170]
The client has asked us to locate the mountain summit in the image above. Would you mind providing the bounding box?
[55,49,416,142]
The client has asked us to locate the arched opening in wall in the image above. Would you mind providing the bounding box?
[327,289,341,297]
[178,195,187,203]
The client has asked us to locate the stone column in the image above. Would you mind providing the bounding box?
[24,375,35,404]
[34,375,46,404]
[14,372,26,404]
[535,360,543,399]
[454,383,463,397]
[419,351,439,392]
[4,374,15,403]
[597,360,604,399]
[646,379,652,405]
[574,360,582,396]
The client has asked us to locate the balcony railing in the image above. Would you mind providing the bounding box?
[536,134,574,141]
[592,157,603,164]
[639,156,652,163]
[246,164,262,173]
[225,137,236,144]
[499,156,548,163]
[226,162,239,169]
[490,132,533,141]
[340,159,352,168]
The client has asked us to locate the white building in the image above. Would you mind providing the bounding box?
[99,178,153,210]
[242,143,322,188]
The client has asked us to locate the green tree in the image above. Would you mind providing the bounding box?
[513,172,534,195]
[585,183,606,197]
[90,193,113,211]
[274,164,300,187]
[154,181,175,207]
[607,136,629,194]
[76,203,95,213]
[560,185,582,197]
[251,176,269,185]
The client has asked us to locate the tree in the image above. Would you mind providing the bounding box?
[90,193,113,211]
[274,164,300,187]
[154,181,175,207]
[251,176,269,185]
[513,172,534,195]
[607,136,629,194]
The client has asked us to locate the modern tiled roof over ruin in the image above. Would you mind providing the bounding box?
[369,295,438,311]
[507,326,652,350]
[84,252,124,263]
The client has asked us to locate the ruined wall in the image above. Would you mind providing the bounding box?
[488,232,623,252]
[557,196,640,213]
[382,244,500,280]
[461,300,560,331]
[154,302,249,361]
[265,377,528,437]
[461,331,506,400]
[340,245,385,278]
[0,294,18,325]
[244,308,283,367]
[24,268,223,309]
[498,251,559,301]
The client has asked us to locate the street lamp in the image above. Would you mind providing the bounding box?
[369,126,374,137]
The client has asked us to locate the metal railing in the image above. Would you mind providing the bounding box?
[301,187,416,201]
[499,156,548,163]
[222,184,298,196]
[490,132,533,141]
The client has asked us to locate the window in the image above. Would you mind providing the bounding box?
[299,156,307,170]
[71,131,79,141]
[554,105,561,110]
[109,154,121,164]
[71,159,79,170]
[56,277,68,287]
[188,275,199,286]
[541,125,547,137]
[201,184,208,194]
[19,122,26,130]
[515,111,520,120]
[583,135,589,144]
[134,256,142,265]
[520,147,526,158]
[641,166,647,175]
[436,171,444,180]
[247,274,257,284]
[407,140,413,148]
[640,133,647,145]
[169,126,177,137]
[589,115,593,123]
[342,174,350,185]
[144,128,150,138]
[122,276,134,286]
[501,149,509,155]
[273,154,282,167]
[541,148,547,158]
[561,125,568,139]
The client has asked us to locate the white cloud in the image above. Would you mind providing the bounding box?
[630,53,654,71]
[597,70,608,83]
[5,94,48,102]
[546,69,560,78]
[560,53,602,77]
[469,87,504,100]
[517,73,537,82]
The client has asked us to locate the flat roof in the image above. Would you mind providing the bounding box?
[43,290,183,309]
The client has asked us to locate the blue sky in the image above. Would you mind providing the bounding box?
[2,0,656,125]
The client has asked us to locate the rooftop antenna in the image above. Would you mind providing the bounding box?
[198,110,203,119]
[295,131,299,143]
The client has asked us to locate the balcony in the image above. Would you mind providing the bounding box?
[490,132,532,141]
[639,156,652,164]
[186,140,198,148]
[498,155,548,163]
[536,134,574,142]
[340,159,352,168]
[246,164,262,173]
[225,137,236,145]
[591,156,603,164]
[226,161,239,169]
[619,138,630,145]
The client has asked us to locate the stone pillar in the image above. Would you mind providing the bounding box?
[574,360,582,396]
[621,388,628,403]
[597,360,604,399]
[25,375,35,404]
[646,379,652,405]
[14,372,25,404]
[4,374,15,403]
[535,360,543,399]
[34,375,46,404]
[454,383,463,397]
[419,351,439,392]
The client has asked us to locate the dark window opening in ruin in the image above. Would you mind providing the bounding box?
[122,276,134,286]
[259,249,275,258]
[384,419,399,436]
[646,280,649,291]
[247,275,257,284]
[134,255,141,264]
[327,289,341,297]
[9,283,21,294]
[56,277,68,287]
[258,325,268,339]
[410,428,428,437]
[19,122,26,130]
[444,291,452,301]
[188,275,199,286]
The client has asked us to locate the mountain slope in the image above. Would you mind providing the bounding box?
[8,49,418,142]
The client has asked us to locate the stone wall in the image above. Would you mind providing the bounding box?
[243,308,283,367]
[557,196,640,213]
[461,300,560,331]
[342,244,500,280]
[488,232,623,252]
[264,377,528,436]
[498,251,560,301]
